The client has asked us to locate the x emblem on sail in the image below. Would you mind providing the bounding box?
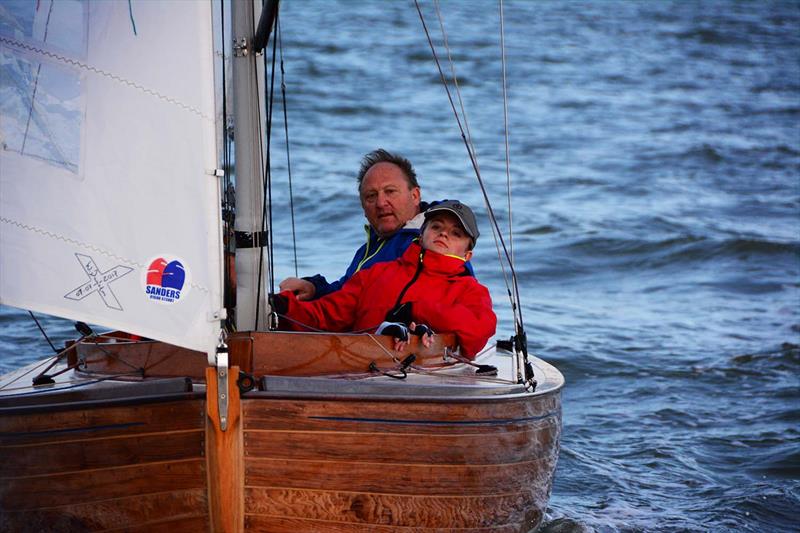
[64,253,133,311]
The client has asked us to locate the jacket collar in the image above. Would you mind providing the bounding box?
[400,242,469,277]
[365,210,426,242]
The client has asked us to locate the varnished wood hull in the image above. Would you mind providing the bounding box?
[0,397,209,532]
[0,335,562,532]
[240,394,560,532]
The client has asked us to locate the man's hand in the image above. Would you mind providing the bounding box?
[279,277,316,301]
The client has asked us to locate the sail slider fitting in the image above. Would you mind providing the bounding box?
[232,37,250,57]
[235,230,268,249]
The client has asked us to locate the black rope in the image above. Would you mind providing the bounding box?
[221,0,236,330]
[28,311,58,354]
[277,19,299,277]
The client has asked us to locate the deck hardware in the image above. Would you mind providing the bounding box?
[444,347,498,376]
[237,371,256,393]
[32,322,94,385]
[369,354,416,380]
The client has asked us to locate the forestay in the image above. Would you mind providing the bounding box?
[0,0,223,357]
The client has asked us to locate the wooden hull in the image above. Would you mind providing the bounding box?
[240,395,560,532]
[0,334,562,532]
[0,397,209,532]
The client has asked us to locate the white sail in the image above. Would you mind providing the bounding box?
[0,0,223,357]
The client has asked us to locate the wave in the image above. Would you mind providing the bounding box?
[540,234,800,275]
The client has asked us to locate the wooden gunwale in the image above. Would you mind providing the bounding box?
[73,330,460,379]
[245,388,560,403]
[0,391,204,416]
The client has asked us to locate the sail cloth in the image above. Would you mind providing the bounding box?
[0,1,224,357]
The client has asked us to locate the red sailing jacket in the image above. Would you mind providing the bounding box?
[280,242,496,358]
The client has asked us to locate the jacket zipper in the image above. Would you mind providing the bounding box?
[356,227,386,273]
[393,250,425,308]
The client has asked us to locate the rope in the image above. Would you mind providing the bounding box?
[221,0,235,330]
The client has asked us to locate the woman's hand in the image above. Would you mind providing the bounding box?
[393,322,433,351]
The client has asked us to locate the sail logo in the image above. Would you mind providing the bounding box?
[143,257,189,304]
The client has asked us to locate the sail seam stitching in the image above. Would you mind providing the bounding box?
[0,217,210,293]
[0,37,213,121]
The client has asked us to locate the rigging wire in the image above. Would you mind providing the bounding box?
[499,0,514,270]
[254,6,280,329]
[266,29,278,295]
[250,13,267,331]
[0,352,58,392]
[414,0,524,328]
[277,18,299,277]
[430,0,519,319]
[0,371,146,397]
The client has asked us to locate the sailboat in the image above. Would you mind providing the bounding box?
[0,1,563,532]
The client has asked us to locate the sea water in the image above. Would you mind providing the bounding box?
[1,1,798,531]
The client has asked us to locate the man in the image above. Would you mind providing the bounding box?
[279,148,427,300]
[273,200,495,358]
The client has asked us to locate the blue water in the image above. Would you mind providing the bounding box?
[1,1,798,531]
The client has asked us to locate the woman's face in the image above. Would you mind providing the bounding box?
[421,213,473,260]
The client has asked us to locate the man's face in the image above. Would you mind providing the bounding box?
[359,162,421,238]
[421,212,473,260]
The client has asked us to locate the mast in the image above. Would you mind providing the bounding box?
[231,0,269,330]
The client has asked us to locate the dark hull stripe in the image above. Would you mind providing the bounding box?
[308,411,559,426]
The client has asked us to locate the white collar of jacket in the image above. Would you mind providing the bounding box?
[403,211,426,230]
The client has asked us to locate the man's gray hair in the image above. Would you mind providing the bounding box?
[357,148,419,190]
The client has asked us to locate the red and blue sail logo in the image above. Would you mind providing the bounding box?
[144,257,186,304]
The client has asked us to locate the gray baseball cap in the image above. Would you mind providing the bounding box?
[424,200,480,243]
